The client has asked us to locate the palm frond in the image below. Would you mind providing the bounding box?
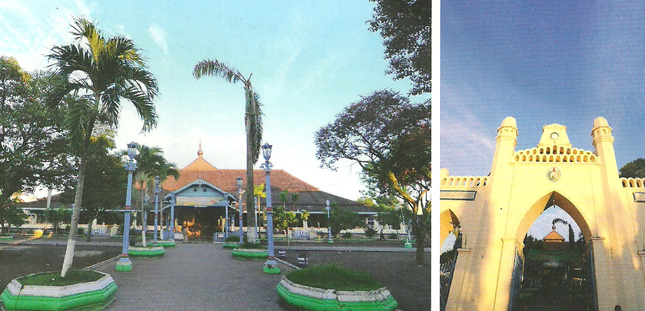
[65,97,92,151]
[193,59,244,83]
[121,86,158,132]
[249,91,263,163]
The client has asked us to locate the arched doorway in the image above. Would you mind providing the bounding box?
[512,192,597,311]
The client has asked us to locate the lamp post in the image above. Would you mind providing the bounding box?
[225,196,229,239]
[326,199,333,243]
[261,143,280,274]
[237,177,243,245]
[116,142,137,272]
[154,176,161,246]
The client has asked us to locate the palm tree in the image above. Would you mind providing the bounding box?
[48,17,158,277]
[194,60,263,242]
[134,145,179,247]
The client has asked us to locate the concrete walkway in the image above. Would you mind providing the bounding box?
[96,243,294,310]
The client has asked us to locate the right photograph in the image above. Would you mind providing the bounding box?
[440,2,645,311]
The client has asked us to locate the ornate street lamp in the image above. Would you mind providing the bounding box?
[326,199,333,243]
[261,143,280,274]
[154,175,161,246]
[237,177,243,245]
[225,194,230,239]
[116,142,137,272]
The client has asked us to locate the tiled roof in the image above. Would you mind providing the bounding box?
[543,228,565,242]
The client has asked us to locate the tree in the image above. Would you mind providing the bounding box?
[291,193,299,212]
[279,190,290,210]
[194,60,263,243]
[329,203,365,237]
[60,134,127,241]
[48,17,159,277]
[0,198,27,234]
[369,0,431,95]
[133,144,179,246]
[315,89,430,264]
[43,206,72,235]
[273,204,297,245]
[619,158,645,178]
[0,57,74,227]
[254,184,266,227]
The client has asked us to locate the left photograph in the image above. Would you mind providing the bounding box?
[0,1,430,311]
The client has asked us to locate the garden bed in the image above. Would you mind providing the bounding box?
[276,265,398,311]
[0,270,117,311]
[127,246,165,257]
[231,243,268,260]
[156,241,176,248]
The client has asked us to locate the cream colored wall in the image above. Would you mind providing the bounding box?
[441,117,645,310]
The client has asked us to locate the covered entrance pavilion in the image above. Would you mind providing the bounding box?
[164,178,235,240]
[440,117,645,310]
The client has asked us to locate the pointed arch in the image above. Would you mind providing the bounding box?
[515,191,593,242]
[441,209,461,246]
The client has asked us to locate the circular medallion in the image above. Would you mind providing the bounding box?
[547,167,561,182]
[550,132,559,140]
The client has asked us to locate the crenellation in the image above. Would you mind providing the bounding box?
[620,177,645,188]
[441,176,489,188]
[513,147,598,163]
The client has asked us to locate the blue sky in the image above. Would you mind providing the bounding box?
[1,1,424,200]
[441,1,645,238]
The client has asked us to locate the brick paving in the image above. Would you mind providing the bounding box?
[96,243,295,311]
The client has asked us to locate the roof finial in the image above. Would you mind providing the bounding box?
[198,139,203,157]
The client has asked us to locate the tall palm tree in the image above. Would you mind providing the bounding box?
[48,17,158,277]
[194,60,263,242]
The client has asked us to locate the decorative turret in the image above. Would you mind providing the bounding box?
[490,117,518,178]
[591,117,619,184]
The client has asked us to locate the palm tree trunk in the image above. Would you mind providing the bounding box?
[245,85,257,243]
[61,155,87,277]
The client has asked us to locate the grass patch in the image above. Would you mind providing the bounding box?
[18,270,103,286]
[285,264,381,291]
[239,242,266,249]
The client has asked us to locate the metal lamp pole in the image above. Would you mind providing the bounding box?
[262,143,280,273]
[237,177,243,245]
[154,176,160,246]
[225,198,229,239]
[116,142,137,272]
[326,200,333,243]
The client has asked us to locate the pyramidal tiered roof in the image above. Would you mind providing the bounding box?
[543,226,565,242]
[162,146,319,194]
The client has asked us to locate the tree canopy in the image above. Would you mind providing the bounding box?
[369,0,431,95]
[315,89,430,264]
[619,158,645,178]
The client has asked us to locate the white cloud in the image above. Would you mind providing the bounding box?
[148,23,168,54]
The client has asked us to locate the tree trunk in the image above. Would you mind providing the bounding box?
[61,155,87,277]
[412,214,426,265]
[245,85,257,243]
[86,218,93,242]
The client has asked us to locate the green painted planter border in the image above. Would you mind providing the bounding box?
[222,243,239,249]
[156,241,176,248]
[231,248,268,259]
[276,277,398,311]
[128,246,165,257]
[1,272,117,311]
[0,235,13,240]
[115,261,133,272]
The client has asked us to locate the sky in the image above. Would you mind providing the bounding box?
[0,1,426,201]
[441,1,645,240]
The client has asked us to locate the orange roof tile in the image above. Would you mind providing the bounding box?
[543,228,565,242]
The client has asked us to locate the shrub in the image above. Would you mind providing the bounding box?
[389,233,398,240]
[365,228,377,238]
[78,228,84,235]
[285,264,381,291]
[225,236,240,243]
[342,232,352,239]
[239,242,266,249]
[19,270,103,286]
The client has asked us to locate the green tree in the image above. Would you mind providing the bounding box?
[133,144,178,246]
[619,158,645,178]
[315,89,430,264]
[0,198,27,234]
[254,184,266,227]
[329,203,365,238]
[194,60,263,243]
[0,57,74,223]
[273,204,297,244]
[291,193,299,212]
[279,190,290,210]
[369,0,431,95]
[61,134,127,241]
[44,206,72,235]
[48,17,159,277]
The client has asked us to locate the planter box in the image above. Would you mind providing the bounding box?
[276,277,398,311]
[231,248,268,260]
[0,271,117,311]
[128,246,165,257]
[222,242,239,249]
[156,241,176,248]
[0,235,13,241]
